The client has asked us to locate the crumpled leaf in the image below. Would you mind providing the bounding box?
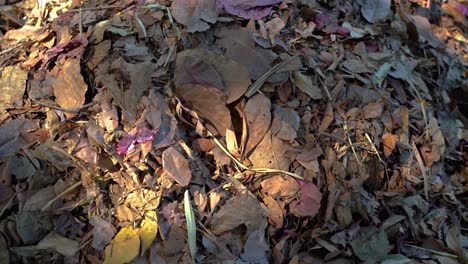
[90,216,116,250]
[218,0,283,19]
[294,71,322,99]
[0,65,28,112]
[117,128,156,155]
[243,93,271,155]
[53,58,87,116]
[162,146,192,187]
[138,211,158,255]
[290,180,321,218]
[175,48,251,104]
[211,195,267,237]
[360,0,391,24]
[104,226,140,264]
[351,226,391,262]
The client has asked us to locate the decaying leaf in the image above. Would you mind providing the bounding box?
[162,146,192,187]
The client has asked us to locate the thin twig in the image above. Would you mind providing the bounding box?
[65,5,121,12]
[245,55,298,97]
[41,180,83,212]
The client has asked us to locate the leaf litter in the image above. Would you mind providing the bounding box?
[0,0,467,263]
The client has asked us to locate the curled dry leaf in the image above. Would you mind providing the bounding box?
[290,180,322,218]
[162,146,192,187]
[175,48,251,104]
[243,93,272,155]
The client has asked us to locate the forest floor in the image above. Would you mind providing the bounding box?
[0,0,467,263]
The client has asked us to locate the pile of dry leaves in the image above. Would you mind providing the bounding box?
[0,0,467,263]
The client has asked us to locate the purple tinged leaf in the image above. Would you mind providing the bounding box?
[117,128,156,155]
[135,127,155,143]
[219,0,283,19]
[457,4,468,16]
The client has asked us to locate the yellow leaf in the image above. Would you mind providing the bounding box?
[104,226,140,264]
[138,211,158,255]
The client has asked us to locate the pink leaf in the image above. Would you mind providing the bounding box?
[290,180,322,218]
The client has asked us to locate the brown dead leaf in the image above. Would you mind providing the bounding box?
[265,17,285,43]
[248,131,292,170]
[0,65,28,112]
[263,196,284,228]
[261,175,300,200]
[218,27,278,80]
[363,101,384,119]
[175,48,251,104]
[243,93,271,155]
[53,58,87,116]
[162,146,192,187]
[90,216,116,251]
[0,119,40,158]
[290,180,322,218]
[211,195,267,237]
[382,133,397,157]
[319,102,334,133]
[192,138,213,153]
[175,84,233,136]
